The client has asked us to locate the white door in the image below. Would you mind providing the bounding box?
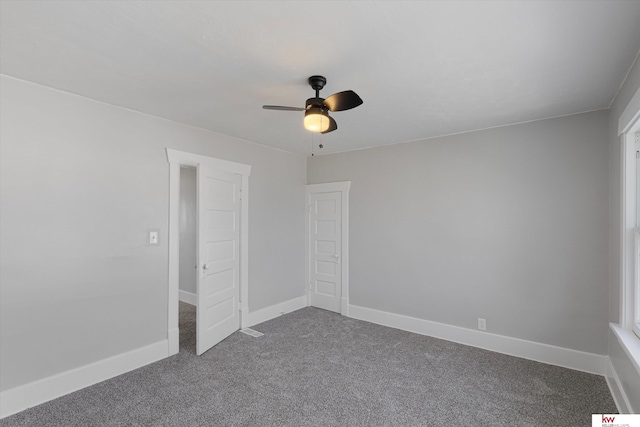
[309,191,342,313]
[196,164,241,355]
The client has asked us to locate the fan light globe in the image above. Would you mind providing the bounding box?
[304,109,330,133]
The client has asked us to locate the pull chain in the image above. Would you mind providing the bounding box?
[310,132,323,157]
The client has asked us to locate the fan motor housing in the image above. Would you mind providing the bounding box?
[305,97,326,110]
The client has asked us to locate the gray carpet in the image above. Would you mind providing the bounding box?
[1,303,616,426]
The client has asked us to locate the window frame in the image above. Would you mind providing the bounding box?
[635,132,640,339]
[621,118,640,339]
[634,228,640,338]
[612,82,640,387]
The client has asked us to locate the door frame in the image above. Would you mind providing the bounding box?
[305,181,350,315]
[166,148,251,356]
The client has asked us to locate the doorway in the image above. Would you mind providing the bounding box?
[178,166,197,352]
[306,181,350,315]
[166,149,251,356]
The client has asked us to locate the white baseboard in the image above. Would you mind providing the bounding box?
[347,304,607,375]
[0,340,168,419]
[178,290,197,305]
[243,295,307,328]
[606,356,633,413]
[168,327,179,356]
[341,297,349,316]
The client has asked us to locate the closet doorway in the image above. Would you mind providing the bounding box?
[166,149,251,356]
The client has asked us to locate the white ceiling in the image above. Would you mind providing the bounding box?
[2,1,640,156]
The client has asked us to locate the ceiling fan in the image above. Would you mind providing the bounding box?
[263,76,363,134]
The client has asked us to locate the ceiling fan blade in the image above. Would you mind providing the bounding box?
[323,90,363,112]
[321,116,338,134]
[262,105,305,111]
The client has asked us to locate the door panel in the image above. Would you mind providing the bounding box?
[309,191,342,313]
[197,164,241,355]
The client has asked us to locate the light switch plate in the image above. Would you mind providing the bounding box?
[148,229,160,245]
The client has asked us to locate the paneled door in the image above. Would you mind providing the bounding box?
[308,191,343,313]
[196,164,241,355]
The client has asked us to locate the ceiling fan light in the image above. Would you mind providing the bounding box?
[304,108,330,133]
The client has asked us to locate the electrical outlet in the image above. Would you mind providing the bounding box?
[477,318,487,331]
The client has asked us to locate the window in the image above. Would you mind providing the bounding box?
[622,120,640,339]
[613,86,640,397]
[612,110,640,378]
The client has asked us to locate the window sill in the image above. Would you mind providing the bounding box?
[610,323,640,375]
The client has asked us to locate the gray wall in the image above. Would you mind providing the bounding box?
[179,167,197,296]
[608,54,640,410]
[308,110,610,355]
[0,75,306,391]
